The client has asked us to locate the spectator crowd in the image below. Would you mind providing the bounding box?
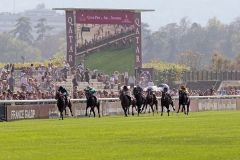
[1,62,240,100]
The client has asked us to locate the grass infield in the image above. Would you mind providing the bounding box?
[0,111,240,160]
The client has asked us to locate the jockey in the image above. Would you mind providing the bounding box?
[58,86,69,96]
[122,85,131,102]
[136,84,143,94]
[179,85,189,95]
[161,83,170,94]
[58,86,69,103]
[161,84,172,100]
[85,86,97,102]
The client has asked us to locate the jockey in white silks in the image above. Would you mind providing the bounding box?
[159,83,170,94]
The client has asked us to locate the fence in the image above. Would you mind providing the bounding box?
[1,95,240,121]
[184,71,240,81]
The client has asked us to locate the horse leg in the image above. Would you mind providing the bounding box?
[122,106,126,117]
[150,105,154,116]
[68,101,73,116]
[97,103,101,118]
[85,106,89,116]
[171,101,175,111]
[123,107,128,117]
[140,104,145,113]
[182,105,185,113]
[187,103,190,115]
[167,106,170,116]
[183,105,186,114]
[155,101,158,114]
[125,107,128,117]
[137,105,141,116]
[132,105,134,116]
[144,104,148,113]
[161,105,164,116]
[89,108,92,117]
[92,107,96,117]
[60,110,64,120]
[177,104,181,113]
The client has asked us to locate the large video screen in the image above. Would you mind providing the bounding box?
[74,10,137,74]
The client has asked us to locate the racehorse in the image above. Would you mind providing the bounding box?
[119,91,131,117]
[55,91,73,120]
[142,89,158,115]
[128,98,137,116]
[85,90,100,117]
[161,91,175,116]
[177,91,190,115]
[133,87,145,116]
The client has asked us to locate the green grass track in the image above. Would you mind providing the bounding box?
[0,111,240,160]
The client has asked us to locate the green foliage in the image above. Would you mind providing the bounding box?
[142,17,240,69]
[0,33,41,63]
[144,60,189,83]
[11,17,33,44]
[35,18,53,41]
[84,47,135,74]
[0,111,240,160]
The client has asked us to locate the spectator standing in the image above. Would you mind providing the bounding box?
[84,68,90,84]
[7,73,15,92]
[20,73,28,92]
[110,75,115,89]
[72,75,78,88]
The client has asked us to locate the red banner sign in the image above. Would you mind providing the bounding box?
[76,10,135,24]
[66,11,76,67]
[134,13,142,68]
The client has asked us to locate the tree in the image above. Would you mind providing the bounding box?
[0,33,41,63]
[210,51,227,72]
[35,18,53,41]
[11,17,33,44]
[177,50,203,71]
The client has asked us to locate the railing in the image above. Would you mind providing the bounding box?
[1,95,240,104]
[1,95,240,121]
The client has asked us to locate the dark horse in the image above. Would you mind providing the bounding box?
[119,91,131,117]
[142,89,158,115]
[177,91,190,115]
[85,90,100,117]
[161,91,175,116]
[55,91,73,120]
[133,87,145,116]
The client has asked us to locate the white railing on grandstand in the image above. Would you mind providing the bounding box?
[1,95,240,104]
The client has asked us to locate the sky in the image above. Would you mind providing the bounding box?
[1,0,240,31]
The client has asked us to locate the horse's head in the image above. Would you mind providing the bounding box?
[133,87,141,96]
[84,89,90,98]
[55,91,60,99]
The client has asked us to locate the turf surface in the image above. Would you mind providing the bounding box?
[0,111,240,160]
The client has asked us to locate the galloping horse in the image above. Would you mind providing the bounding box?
[161,91,175,116]
[85,90,100,117]
[133,87,145,116]
[142,89,158,115]
[55,91,73,120]
[177,90,190,115]
[119,90,131,117]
